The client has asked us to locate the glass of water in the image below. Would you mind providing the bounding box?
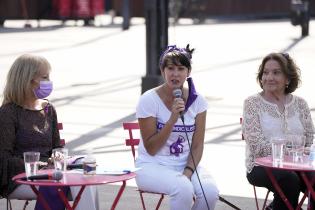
[23,151,40,179]
[52,148,68,172]
[287,135,306,163]
[270,137,286,166]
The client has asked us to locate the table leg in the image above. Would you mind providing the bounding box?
[300,172,315,200]
[299,172,315,210]
[29,185,52,210]
[295,189,309,210]
[264,168,294,210]
[57,186,86,210]
[110,181,126,210]
[72,186,86,210]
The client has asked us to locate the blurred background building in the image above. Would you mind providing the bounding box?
[1,0,314,25]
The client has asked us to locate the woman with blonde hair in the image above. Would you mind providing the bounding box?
[0,54,99,210]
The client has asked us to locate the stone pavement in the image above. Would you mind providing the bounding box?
[0,16,315,209]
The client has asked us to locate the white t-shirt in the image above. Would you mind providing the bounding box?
[136,89,208,167]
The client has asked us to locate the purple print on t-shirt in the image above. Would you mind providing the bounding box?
[157,122,195,133]
[170,135,185,156]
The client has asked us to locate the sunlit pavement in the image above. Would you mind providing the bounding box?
[0,16,314,209]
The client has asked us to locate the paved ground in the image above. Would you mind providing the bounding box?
[0,16,314,209]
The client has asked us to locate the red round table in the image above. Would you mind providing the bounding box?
[13,169,136,210]
[255,156,315,210]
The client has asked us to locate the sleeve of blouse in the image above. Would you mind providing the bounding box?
[242,97,270,157]
[299,98,314,147]
[50,105,61,149]
[0,105,25,196]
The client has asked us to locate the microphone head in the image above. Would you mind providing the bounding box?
[52,170,63,181]
[173,89,182,98]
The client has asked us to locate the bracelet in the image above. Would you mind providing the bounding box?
[184,166,195,174]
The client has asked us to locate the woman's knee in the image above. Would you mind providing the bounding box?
[171,178,194,201]
[197,182,219,203]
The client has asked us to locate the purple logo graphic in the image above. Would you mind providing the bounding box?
[170,135,185,156]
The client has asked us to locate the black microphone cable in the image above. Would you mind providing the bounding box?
[180,116,210,210]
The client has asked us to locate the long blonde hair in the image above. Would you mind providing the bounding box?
[2,54,51,106]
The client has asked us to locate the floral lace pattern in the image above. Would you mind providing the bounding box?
[242,93,314,173]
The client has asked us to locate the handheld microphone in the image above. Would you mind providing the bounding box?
[21,170,63,181]
[173,88,185,122]
[173,88,182,99]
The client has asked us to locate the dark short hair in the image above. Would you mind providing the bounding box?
[256,52,301,94]
[159,44,194,70]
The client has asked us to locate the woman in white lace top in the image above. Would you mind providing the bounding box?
[242,52,314,210]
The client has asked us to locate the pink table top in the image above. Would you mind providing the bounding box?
[13,169,136,187]
[255,155,315,172]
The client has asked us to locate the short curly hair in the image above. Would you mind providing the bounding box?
[256,52,301,94]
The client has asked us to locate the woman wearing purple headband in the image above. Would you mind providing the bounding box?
[0,54,99,210]
[135,44,219,210]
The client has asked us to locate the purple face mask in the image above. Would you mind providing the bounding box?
[34,81,53,99]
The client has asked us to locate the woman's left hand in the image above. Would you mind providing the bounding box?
[183,169,193,180]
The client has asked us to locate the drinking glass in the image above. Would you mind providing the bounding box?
[23,152,40,179]
[270,137,286,166]
[287,135,305,163]
[52,148,68,172]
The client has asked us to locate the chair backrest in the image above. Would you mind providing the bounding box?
[123,122,140,162]
[58,122,65,146]
[240,117,244,140]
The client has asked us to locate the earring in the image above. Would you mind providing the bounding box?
[286,83,289,88]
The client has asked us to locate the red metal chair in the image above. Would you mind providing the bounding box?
[240,117,271,210]
[58,122,65,146]
[123,122,165,210]
[123,122,241,210]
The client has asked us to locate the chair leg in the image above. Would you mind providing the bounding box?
[6,199,30,210]
[23,200,30,210]
[253,185,271,210]
[155,194,164,210]
[6,198,12,210]
[261,190,270,210]
[253,186,260,210]
[139,191,146,210]
[219,196,241,210]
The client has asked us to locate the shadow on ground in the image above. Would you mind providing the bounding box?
[1,184,278,210]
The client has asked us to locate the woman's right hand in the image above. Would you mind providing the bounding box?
[169,97,185,123]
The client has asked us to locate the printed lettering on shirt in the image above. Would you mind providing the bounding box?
[156,122,195,132]
[156,122,194,156]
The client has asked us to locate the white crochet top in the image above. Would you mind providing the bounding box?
[242,93,314,173]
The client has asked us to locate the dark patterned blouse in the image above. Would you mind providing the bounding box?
[0,102,61,197]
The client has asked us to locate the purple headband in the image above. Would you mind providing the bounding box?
[159,45,192,66]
